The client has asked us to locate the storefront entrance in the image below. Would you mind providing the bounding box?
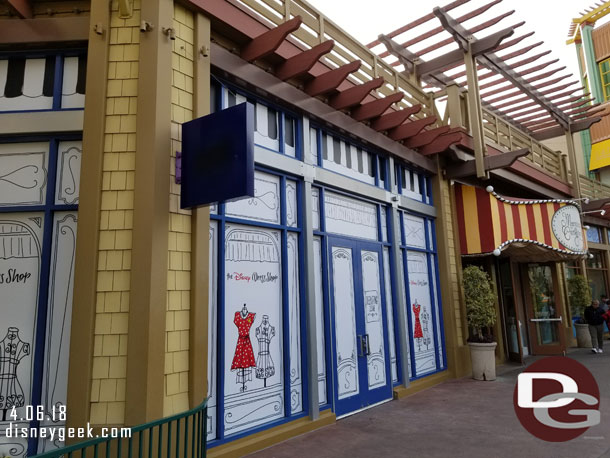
[521,263,567,355]
[328,237,393,417]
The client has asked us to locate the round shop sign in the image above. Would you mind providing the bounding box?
[551,205,584,252]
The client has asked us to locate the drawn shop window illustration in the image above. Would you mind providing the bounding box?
[308,127,389,190]
[401,212,445,379]
[207,169,305,444]
[212,79,299,159]
[0,51,87,112]
[0,138,81,457]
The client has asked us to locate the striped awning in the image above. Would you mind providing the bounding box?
[454,184,588,261]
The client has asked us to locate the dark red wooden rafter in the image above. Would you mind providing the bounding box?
[7,0,32,18]
[404,126,451,149]
[419,131,463,155]
[304,60,361,96]
[275,40,335,80]
[369,105,422,131]
[422,32,537,88]
[241,16,302,62]
[414,14,521,59]
[383,0,503,62]
[351,92,404,122]
[367,0,469,49]
[329,77,385,110]
[388,117,437,141]
[482,74,573,104]
[479,67,566,99]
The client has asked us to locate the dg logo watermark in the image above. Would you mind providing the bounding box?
[513,357,600,442]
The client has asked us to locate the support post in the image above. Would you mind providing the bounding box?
[388,156,412,387]
[565,127,583,198]
[302,116,320,419]
[463,46,487,179]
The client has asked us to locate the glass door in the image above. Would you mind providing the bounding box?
[497,259,524,363]
[521,263,566,355]
[328,237,392,417]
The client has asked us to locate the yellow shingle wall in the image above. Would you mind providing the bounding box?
[440,179,464,344]
[90,0,140,426]
[164,3,194,416]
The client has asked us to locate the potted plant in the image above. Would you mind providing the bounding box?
[567,274,592,348]
[463,265,498,381]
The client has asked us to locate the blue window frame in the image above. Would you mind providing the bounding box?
[308,125,390,191]
[587,225,602,244]
[206,167,308,446]
[210,77,302,160]
[0,49,87,113]
[399,210,446,380]
[0,135,81,455]
[394,162,432,205]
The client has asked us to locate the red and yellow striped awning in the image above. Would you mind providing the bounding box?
[454,184,588,260]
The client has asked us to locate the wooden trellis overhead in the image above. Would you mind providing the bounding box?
[232,10,462,156]
[369,0,606,143]
[567,0,610,44]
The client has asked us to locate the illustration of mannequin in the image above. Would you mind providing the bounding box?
[421,307,431,350]
[412,300,424,351]
[230,304,256,392]
[255,315,275,387]
[0,327,30,421]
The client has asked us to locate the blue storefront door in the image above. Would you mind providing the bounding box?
[328,237,393,417]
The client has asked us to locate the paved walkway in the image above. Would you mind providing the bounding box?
[249,349,610,458]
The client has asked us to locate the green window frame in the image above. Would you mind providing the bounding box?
[599,58,610,101]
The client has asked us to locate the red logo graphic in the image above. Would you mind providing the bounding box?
[513,357,600,442]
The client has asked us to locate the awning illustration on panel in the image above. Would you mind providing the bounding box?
[454,184,588,261]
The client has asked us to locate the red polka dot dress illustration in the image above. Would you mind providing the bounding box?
[412,300,424,351]
[231,304,256,392]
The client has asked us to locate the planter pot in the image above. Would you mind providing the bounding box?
[575,323,592,348]
[468,342,498,381]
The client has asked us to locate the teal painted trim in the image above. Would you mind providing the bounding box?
[582,25,605,103]
[580,129,594,175]
[574,43,593,174]
[32,400,208,458]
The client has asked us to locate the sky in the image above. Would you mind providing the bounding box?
[305,0,608,87]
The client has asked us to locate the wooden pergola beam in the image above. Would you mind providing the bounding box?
[444,148,530,177]
[329,77,384,110]
[416,26,514,77]
[434,6,572,129]
[241,16,302,62]
[351,92,403,122]
[532,117,601,141]
[7,0,32,18]
[304,60,361,96]
[275,40,334,81]
[369,104,422,131]
[388,117,437,141]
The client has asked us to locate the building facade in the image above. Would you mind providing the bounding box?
[0,0,607,457]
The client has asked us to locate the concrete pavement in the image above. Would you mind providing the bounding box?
[248,349,610,458]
